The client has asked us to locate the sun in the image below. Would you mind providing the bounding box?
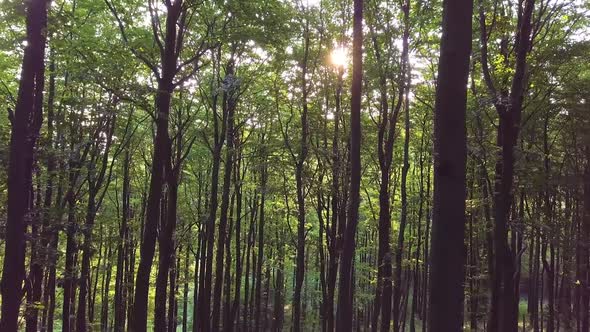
[330,47,348,67]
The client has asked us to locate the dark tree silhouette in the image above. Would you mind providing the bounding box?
[0,0,50,330]
[427,0,473,330]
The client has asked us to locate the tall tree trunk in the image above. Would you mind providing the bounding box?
[427,0,472,330]
[421,160,431,332]
[77,114,116,332]
[481,1,535,330]
[76,193,97,332]
[130,2,183,330]
[43,141,64,332]
[115,150,131,332]
[243,194,259,331]
[410,120,427,332]
[255,151,268,330]
[232,147,244,326]
[223,191,235,331]
[336,0,363,329]
[273,229,285,332]
[581,146,590,332]
[193,215,204,332]
[0,0,50,330]
[35,54,57,332]
[63,165,80,332]
[168,249,181,332]
[367,1,406,328]
[212,58,237,330]
[100,240,114,331]
[318,193,327,332]
[293,21,311,332]
[326,66,344,332]
[392,3,411,330]
[199,45,226,332]
[154,173,179,331]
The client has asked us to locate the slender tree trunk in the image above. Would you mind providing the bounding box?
[293,22,311,332]
[115,150,131,332]
[484,1,535,330]
[35,54,57,332]
[131,3,183,330]
[76,194,97,332]
[43,148,64,332]
[212,58,237,330]
[410,126,427,332]
[317,177,328,332]
[243,195,258,331]
[182,235,189,332]
[193,198,205,332]
[326,67,344,332]
[155,171,179,331]
[101,241,113,331]
[392,3,411,330]
[581,146,590,332]
[198,45,228,332]
[336,0,363,329]
[232,148,244,326]
[273,228,285,332]
[421,160,431,332]
[63,168,80,332]
[168,249,180,332]
[223,192,235,331]
[255,153,268,330]
[368,4,405,327]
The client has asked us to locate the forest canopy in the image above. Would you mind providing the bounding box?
[1,0,590,331]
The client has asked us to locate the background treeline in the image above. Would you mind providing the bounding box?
[1,0,590,331]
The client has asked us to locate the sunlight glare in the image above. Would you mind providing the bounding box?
[330,47,348,67]
[302,0,321,8]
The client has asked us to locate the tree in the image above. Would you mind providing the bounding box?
[477,0,536,329]
[336,0,363,330]
[104,0,207,329]
[0,0,588,330]
[0,0,51,330]
[427,0,473,331]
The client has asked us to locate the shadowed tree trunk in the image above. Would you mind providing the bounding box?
[255,138,268,330]
[212,55,238,330]
[199,44,227,332]
[582,146,590,332]
[0,0,50,330]
[427,0,473,331]
[62,134,92,332]
[392,6,411,331]
[232,138,245,327]
[292,19,311,332]
[325,62,344,332]
[114,150,132,332]
[481,0,536,329]
[77,111,119,332]
[31,53,56,332]
[336,0,363,329]
[366,1,406,328]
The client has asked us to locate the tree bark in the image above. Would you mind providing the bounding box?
[212,57,237,330]
[131,2,183,330]
[427,0,472,331]
[115,150,131,332]
[336,0,363,329]
[0,0,50,330]
[255,147,268,330]
[581,146,590,332]
[293,21,311,332]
